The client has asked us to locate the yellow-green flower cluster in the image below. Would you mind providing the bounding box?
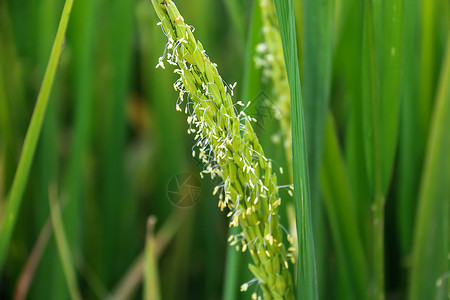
[151,1,294,299]
[256,0,292,164]
[258,0,298,262]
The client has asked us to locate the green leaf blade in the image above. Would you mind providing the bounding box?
[379,0,404,193]
[274,0,318,298]
[0,0,74,270]
[321,114,369,300]
[409,33,450,300]
[49,187,82,300]
[301,0,334,296]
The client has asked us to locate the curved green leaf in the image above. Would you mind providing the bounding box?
[0,0,74,270]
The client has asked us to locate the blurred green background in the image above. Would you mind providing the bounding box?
[0,0,247,299]
[0,0,449,299]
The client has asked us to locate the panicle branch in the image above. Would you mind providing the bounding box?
[150,1,295,299]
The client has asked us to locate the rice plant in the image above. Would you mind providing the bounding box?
[0,0,449,299]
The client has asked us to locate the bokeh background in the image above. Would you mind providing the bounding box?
[1,0,449,299]
[0,1,261,299]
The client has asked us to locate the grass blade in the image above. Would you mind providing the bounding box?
[361,2,384,298]
[108,210,186,299]
[48,186,81,300]
[274,0,317,298]
[362,0,404,297]
[418,0,438,147]
[301,0,334,204]
[144,217,161,300]
[336,0,371,252]
[377,0,404,193]
[13,215,52,300]
[321,114,369,300]
[409,33,450,300]
[0,0,73,270]
[362,0,404,194]
[301,0,334,295]
[397,0,421,257]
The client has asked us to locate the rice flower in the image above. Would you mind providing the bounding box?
[257,0,298,265]
[150,1,294,298]
[257,0,292,160]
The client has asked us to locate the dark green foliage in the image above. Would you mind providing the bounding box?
[0,0,448,299]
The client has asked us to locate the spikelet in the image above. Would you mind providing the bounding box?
[257,0,292,171]
[150,1,294,298]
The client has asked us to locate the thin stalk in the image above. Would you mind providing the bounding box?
[48,186,82,300]
[13,217,52,300]
[108,210,187,299]
[362,1,384,298]
[0,0,74,270]
[372,197,385,300]
[144,217,161,300]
